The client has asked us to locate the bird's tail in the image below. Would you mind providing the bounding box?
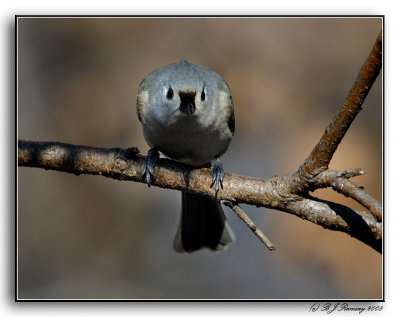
[173,191,235,253]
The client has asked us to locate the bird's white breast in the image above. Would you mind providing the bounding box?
[142,113,231,167]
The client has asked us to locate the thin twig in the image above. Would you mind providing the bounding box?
[330,178,382,222]
[223,200,276,251]
[312,169,382,221]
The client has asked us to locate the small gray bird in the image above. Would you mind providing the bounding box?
[136,60,235,252]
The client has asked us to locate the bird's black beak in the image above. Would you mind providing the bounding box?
[179,91,196,115]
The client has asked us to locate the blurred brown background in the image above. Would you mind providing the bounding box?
[17,17,382,299]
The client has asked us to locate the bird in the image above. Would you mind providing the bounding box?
[136,60,235,253]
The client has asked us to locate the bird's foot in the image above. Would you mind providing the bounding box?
[210,158,224,196]
[142,148,160,187]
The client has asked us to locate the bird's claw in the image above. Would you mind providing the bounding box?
[210,158,224,196]
[142,148,159,187]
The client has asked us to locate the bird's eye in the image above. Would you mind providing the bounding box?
[201,89,205,101]
[166,87,174,100]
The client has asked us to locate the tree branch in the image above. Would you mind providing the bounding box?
[18,32,383,254]
[299,31,382,182]
[18,139,382,252]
